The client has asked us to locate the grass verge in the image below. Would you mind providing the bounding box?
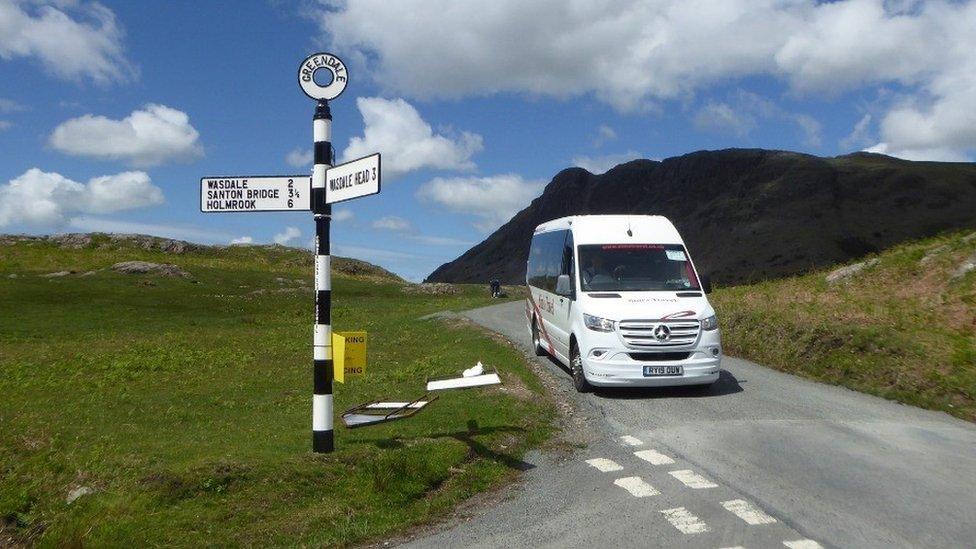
[0,236,553,546]
[712,229,976,421]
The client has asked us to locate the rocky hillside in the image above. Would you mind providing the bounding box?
[0,232,403,282]
[426,149,976,285]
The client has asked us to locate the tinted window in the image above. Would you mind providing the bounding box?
[578,243,700,292]
[527,230,568,292]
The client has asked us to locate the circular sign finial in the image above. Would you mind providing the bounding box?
[298,52,348,101]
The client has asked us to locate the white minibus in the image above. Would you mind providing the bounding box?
[525,215,721,392]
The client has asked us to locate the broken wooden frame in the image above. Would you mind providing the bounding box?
[340,394,437,428]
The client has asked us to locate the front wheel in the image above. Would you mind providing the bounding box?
[571,342,592,393]
[531,320,546,356]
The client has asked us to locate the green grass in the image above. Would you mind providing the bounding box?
[712,229,976,421]
[0,237,553,547]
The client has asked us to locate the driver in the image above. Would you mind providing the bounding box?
[582,254,611,285]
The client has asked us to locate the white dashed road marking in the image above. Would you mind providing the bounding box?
[722,499,777,525]
[620,435,644,446]
[669,469,719,489]
[613,476,659,497]
[783,541,824,549]
[634,448,675,465]
[585,458,624,472]
[660,507,710,534]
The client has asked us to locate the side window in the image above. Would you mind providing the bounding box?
[527,234,545,289]
[562,231,575,294]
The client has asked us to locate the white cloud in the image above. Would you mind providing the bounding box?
[0,97,25,112]
[341,97,483,179]
[593,124,617,147]
[0,0,135,84]
[863,142,971,163]
[49,104,203,167]
[0,120,10,131]
[319,0,976,159]
[408,234,472,247]
[230,236,254,245]
[273,226,301,246]
[372,215,412,231]
[0,168,163,227]
[572,151,644,174]
[332,208,353,222]
[694,102,755,137]
[67,217,234,243]
[285,148,312,168]
[793,114,822,148]
[841,113,873,150]
[416,174,545,232]
[694,91,822,147]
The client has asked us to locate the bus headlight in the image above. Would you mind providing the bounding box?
[583,313,616,332]
[701,315,718,331]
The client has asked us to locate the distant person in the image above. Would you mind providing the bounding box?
[489,278,501,298]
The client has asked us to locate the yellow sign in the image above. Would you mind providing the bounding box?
[340,331,366,377]
[332,331,366,383]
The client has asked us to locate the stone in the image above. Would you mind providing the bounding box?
[825,258,879,284]
[111,261,190,278]
[952,252,976,280]
[66,486,93,504]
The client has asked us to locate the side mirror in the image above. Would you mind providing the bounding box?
[700,274,713,294]
[555,274,572,296]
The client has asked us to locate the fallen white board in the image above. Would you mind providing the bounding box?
[366,401,429,409]
[426,373,501,391]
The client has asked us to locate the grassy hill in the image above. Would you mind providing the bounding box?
[0,234,554,546]
[712,229,976,421]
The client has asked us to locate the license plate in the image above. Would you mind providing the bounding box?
[643,365,683,377]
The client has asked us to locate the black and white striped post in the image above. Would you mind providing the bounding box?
[300,52,381,452]
[311,100,334,453]
[300,52,349,454]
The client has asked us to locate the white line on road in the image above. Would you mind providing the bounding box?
[783,541,824,549]
[585,458,624,472]
[634,448,675,465]
[719,546,746,549]
[660,507,710,534]
[669,469,719,489]
[722,499,777,525]
[620,435,644,446]
[613,476,659,497]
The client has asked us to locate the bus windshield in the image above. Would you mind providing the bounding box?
[578,243,700,292]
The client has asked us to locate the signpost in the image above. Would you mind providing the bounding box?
[325,154,381,205]
[200,52,380,454]
[200,176,310,212]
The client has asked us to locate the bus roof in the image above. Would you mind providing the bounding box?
[533,215,684,245]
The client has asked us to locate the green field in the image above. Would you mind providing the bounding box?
[0,235,554,547]
[712,230,976,421]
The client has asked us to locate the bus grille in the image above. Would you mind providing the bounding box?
[618,319,701,348]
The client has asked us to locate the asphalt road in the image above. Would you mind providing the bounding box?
[402,301,976,549]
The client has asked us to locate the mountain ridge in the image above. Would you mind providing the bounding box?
[425,148,976,285]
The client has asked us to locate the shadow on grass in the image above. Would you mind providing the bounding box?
[359,420,535,472]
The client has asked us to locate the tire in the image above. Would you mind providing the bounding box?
[531,319,547,356]
[571,342,592,393]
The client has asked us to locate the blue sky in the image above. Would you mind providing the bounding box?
[1,0,974,281]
